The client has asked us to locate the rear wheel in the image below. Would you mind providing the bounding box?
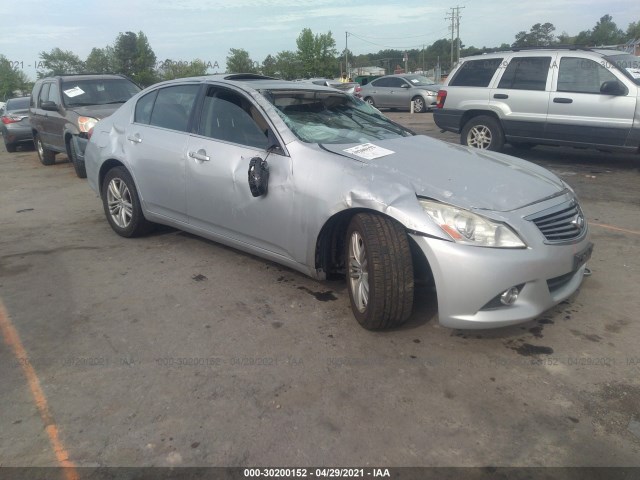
[68,139,87,178]
[346,213,414,330]
[34,133,56,165]
[4,141,16,153]
[101,167,153,237]
[461,115,505,151]
[412,96,426,113]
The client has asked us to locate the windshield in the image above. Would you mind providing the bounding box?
[403,75,438,86]
[260,89,414,144]
[603,53,640,86]
[61,78,141,107]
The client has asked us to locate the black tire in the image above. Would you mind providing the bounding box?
[346,213,414,330]
[69,139,87,178]
[4,142,17,153]
[34,133,56,165]
[364,97,376,107]
[101,166,153,238]
[461,115,505,152]
[412,96,426,113]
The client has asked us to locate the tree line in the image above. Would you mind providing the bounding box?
[1,14,638,100]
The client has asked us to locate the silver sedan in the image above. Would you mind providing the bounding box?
[360,74,441,113]
[85,74,592,330]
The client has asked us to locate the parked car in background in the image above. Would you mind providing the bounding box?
[29,74,141,177]
[360,74,442,113]
[434,47,640,152]
[85,74,591,331]
[297,78,362,97]
[1,96,33,152]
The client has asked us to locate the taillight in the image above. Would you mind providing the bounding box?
[2,115,20,124]
[354,85,362,97]
[436,90,447,109]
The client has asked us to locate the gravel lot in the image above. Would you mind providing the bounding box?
[1,112,639,471]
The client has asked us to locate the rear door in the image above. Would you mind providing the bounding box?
[546,55,636,147]
[124,84,200,223]
[489,54,554,141]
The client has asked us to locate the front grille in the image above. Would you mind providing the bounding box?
[527,200,586,243]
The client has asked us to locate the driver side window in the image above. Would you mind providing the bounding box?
[198,88,269,149]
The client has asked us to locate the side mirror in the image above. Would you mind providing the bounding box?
[400,84,410,89]
[600,80,627,96]
[248,157,269,197]
[40,101,59,112]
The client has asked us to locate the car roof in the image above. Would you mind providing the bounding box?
[147,74,342,93]
[37,74,131,82]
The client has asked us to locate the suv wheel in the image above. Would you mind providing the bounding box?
[461,115,504,152]
[69,139,87,178]
[412,96,426,113]
[34,133,56,165]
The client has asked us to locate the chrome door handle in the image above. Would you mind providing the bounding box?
[127,134,142,143]
[188,149,210,162]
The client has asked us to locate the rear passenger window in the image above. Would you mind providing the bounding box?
[134,90,157,125]
[449,58,503,87]
[498,57,551,91]
[148,85,200,132]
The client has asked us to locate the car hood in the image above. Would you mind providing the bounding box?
[321,135,566,212]
[68,104,123,119]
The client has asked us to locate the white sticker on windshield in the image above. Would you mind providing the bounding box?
[63,86,85,98]
[410,79,420,83]
[626,68,640,79]
[344,143,395,160]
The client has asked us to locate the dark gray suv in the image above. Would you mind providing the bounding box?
[29,74,140,177]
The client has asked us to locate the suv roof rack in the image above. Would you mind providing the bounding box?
[510,45,592,52]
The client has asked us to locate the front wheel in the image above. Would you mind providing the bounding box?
[364,97,376,107]
[101,167,153,237]
[34,133,56,165]
[412,96,426,113]
[346,213,414,330]
[461,115,505,151]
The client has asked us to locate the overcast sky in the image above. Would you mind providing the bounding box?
[3,0,638,78]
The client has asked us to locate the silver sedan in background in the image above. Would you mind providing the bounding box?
[85,74,592,330]
[360,74,441,113]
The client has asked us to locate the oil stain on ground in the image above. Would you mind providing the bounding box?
[511,343,554,356]
[297,286,338,302]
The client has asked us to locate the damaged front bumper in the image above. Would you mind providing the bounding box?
[410,230,592,330]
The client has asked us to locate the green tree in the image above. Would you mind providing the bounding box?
[261,54,278,77]
[38,48,84,77]
[296,28,338,78]
[226,48,258,73]
[85,47,115,73]
[158,59,209,80]
[513,22,556,47]
[274,50,300,80]
[113,31,157,86]
[0,55,31,99]
[627,20,640,40]
[591,15,625,45]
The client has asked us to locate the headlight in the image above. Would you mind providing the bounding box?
[419,199,526,248]
[78,116,98,133]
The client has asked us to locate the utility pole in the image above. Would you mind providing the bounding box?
[446,6,465,69]
[455,6,465,64]
[345,32,349,79]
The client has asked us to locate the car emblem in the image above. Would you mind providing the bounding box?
[570,212,585,232]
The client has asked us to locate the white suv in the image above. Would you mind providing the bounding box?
[434,47,640,152]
